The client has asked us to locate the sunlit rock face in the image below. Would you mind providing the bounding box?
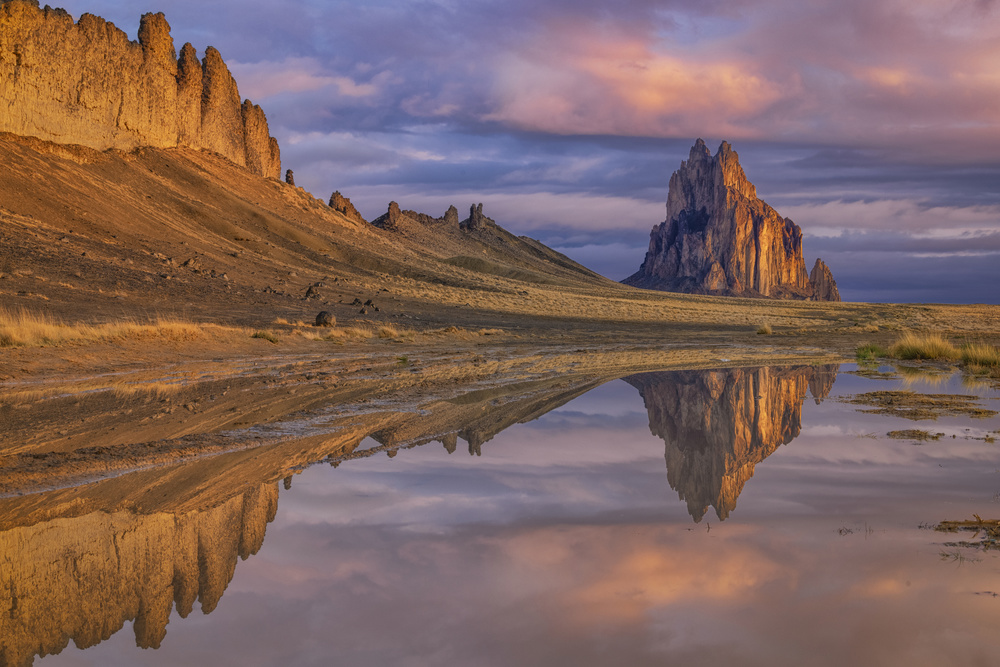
[625,139,839,301]
[0,2,280,178]
[624,365,839,522]
[0,483,278,667]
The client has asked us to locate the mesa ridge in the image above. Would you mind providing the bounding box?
[0,0,280,178]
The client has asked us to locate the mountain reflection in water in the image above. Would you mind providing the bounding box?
[6,364,1000,666]
[625,365,838,521]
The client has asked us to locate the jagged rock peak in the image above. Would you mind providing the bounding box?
[624,139,839,301]
[0,1,281,178]
[460,203,495,231]
[329,191,366,224]
[809,258,841,302]
[370,202,463,230]
[371,201,402,230]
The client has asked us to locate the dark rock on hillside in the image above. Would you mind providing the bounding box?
[328,191,366,225]
[371,201,403,230]
[460,203,494,231]
[624,139,840,301]
[372,203,466,230]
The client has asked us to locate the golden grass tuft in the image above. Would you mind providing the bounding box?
[0,307,207,347]
[377,325,400,339]
[756,324,773,335]
[961,342,1000,368]
[888,333,959,361]
[251,330,280,344]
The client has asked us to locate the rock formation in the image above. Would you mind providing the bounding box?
[624,365,839,522]
[460,203,494,231]
[371,202,468,231]
[284,169,295,186]
[329,190,366,224]
[372,201,403,230]
[809,258,841,302]
[0,1,281,178]
[624,139,839,301]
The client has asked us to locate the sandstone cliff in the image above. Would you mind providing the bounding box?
[624,365,839,522]
[0,1,280,178]
[624,139,839,301]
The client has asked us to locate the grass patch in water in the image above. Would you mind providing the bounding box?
[842,390,998,420]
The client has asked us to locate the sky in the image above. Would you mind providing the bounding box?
[52,0,1000,303]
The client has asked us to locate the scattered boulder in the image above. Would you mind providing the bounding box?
[315,311,335,327]
[304,285,320,299]
[351,297,363,306]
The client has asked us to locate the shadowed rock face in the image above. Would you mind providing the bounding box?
[0,2,280,178]
[809,258,841,302]
[329,190,366,225]
[0,482,278,667]
[624,140,839,301]
[624,365,839,522]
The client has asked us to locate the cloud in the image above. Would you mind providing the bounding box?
[229,57,384,99]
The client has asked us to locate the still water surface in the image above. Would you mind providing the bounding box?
[14,365,1000,666]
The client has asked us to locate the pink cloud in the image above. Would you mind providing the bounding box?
[479,0,1000,155]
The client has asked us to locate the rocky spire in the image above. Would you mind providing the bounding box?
[809,258,841,302]
[625,139,839,301]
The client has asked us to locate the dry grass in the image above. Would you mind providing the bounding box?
[377,325,400,339]
[251,330,280,344]
[888,333,959,361]
[756,324,773,335]
[961,342,1000,368]
[0,307,210,347]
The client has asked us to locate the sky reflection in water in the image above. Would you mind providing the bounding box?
[34,367,1000,666]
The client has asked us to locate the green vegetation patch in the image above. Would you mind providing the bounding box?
[855,343,889,362]
[842,390,997,420]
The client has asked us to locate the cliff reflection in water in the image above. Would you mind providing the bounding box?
[625,364,838,522]
[0,483,277,667]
